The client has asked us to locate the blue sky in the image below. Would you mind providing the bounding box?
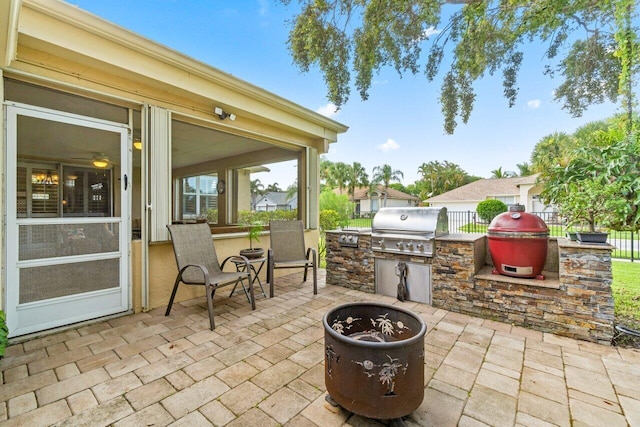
[70,0,622,187]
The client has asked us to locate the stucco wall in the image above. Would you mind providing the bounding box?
[138,229,319,311]
[428,202,479,212]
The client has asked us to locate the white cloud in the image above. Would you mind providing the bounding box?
[372,79,389,86]
[317,103,339,118]
[423,26,440,39]
[378,138,400,152]
[527,99,541,109]
[257,0,268,16]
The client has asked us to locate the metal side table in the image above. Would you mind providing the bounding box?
[229,256,267,302]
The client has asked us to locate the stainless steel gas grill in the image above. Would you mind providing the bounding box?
[372,207,448,304]
[371,207,448,257]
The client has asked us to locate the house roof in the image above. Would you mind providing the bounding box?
[255,191,296,206]
[426,175,539,203]
[333,185,419,201]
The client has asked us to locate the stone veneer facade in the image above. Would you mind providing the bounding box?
[326,230,615,344]
[325,231,374,293]
[433,235,614,344]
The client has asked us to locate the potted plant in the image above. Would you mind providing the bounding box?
[539,124,639,244]
[239,214,265,259]
[543,178,624,244]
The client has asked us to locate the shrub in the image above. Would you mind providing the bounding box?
[0,310,8,358]
[476,199,508,223]
[319,189,352,227]
[204,209,218,223]
[238,209,298,225]
[320,209,341,232]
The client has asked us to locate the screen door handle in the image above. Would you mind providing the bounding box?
[124,174,128,190]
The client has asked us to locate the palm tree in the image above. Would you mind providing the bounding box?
[266,183,282,192]
[319,158,333,186]
[346,162,369,204]
[530,131,574,173]
[250,178,265,210]
[328,162,350,192]
[372,164,404,207]
[417,160,467,198]
[490,167,515,179]
[285,181,298,202]
[515,162,533,177]
[250,179,264,197]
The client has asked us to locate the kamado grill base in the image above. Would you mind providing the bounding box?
[323,302,426,422]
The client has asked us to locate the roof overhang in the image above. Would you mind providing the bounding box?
[3,0,348,152]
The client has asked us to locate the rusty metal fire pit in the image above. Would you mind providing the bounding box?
[323,302,426,422]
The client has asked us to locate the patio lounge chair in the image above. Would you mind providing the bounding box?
[166,223,255,330]
[267,220,317,297]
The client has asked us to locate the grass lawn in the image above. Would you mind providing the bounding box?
[612,260,640,347]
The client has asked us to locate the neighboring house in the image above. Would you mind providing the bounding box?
[254,192,297,211]
[0,0,347,337]
[425,175,553,213]
[334,186,420,216]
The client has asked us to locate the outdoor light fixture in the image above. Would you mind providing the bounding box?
[133,139,142,150]
[214,106,236,121]
[92,154,109,168]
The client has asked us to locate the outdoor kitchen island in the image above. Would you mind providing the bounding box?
[326,229,615,344]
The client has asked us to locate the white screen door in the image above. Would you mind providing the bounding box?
[5,104,130,337]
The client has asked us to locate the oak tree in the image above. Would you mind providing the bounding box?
[281,0,638,133]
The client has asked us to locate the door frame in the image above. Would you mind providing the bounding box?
[5,102,131,337]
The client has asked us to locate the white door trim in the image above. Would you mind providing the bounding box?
[5,103,130,337]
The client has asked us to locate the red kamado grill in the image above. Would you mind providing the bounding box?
[487,204,549,280]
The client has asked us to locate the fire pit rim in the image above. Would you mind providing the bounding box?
[322,301,427,349]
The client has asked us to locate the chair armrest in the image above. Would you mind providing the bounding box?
[178,263,210,284]
[221,255,250,273]
[306,248,316,264]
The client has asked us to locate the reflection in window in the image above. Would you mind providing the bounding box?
[17,163,60,218]
[180,174,218,223]
[17,162,112,218]
[63,167,112,217]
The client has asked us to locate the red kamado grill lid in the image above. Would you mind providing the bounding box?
[488,205,549,235]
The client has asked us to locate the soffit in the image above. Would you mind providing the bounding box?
[14,0,347,145]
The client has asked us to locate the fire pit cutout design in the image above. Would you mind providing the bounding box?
[354,354,408,396]
[323,302,426,422]
[331,312,413,397]
[331,312,410,340]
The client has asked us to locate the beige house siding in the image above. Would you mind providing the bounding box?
[425,175,550,213]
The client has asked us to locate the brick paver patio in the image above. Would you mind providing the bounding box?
[1,270,639,426]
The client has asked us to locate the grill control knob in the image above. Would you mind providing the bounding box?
[347,235,353,241]
[340,234,346,241]
[396,241,404,250]
[417,243,424,251]
[406,242,414,250]
[377,239,384,248]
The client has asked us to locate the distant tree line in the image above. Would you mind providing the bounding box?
[319,158,540,203]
